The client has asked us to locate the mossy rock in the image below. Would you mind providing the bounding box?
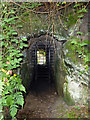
[21,63,31,92]
[63,82,75,105]
[63,40,79,64]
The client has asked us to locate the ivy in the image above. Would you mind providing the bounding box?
[67,3,89,68]
[0,2,28,119]
[0,1,89,119]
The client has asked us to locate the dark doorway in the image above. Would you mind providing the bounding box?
[30,41,54,94]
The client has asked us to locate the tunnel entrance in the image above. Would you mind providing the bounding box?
[17,35,67,119]
[29,39,55,93]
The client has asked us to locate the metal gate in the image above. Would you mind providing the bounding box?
[34,42,51,83]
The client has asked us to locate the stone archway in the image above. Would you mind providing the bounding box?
[21,35,56,93]
[20,33,88,105]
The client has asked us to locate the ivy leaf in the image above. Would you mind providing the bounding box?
[16,50,20,53]
[20,43,24,49]
[0,35,6,40]
[77,8,88,14]
[18,58,22,61]
[19,84,26,93]
[18,53,23,56]
[22,38,27,41]
[77,32,83,35]
[11,39,17,42]
[10,52,16,56]
[13,58,19,64]
[16,64,20,67]
[17,25,23,28]
[16,94,24,107]
[80,42,87,46]
[10,29,16,32]
[6,95,14,107]
[23,44,28,47]
[16,40,19,43]
[12,32,18,36]
[71,41,77,45]
[84,56,89,63]
[57,3,60,6]
[78,14,84,18]
[74,3,82,8]
[10,105,18,118]
[9,49,16,52]
[78,51,82,55]
[16,53,23,57]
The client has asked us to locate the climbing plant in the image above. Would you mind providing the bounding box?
[68,2,89,69]
[0,1,89,119]
[0,2,28,119]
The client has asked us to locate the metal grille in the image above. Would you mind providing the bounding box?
[30,40,54,84]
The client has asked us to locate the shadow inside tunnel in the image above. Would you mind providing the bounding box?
[30,64,55,95]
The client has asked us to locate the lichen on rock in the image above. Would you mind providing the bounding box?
[62,41,89,105]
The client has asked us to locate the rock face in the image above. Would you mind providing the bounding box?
[63,41,89,105]
[54,40,89,105]
[21,49,33,92]
[21,34,89,106]
[54,13,89,105]
[20,12,89,105]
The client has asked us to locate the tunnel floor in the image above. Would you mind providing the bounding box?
[17,85,69,119]
[16,78,88,119]
[17,74,70,119]
[16,65,88,119]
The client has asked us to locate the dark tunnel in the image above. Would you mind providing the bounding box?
[30,40,55,93]
[21,35,65,97]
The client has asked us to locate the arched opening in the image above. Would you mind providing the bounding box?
[21,35,64,97]
[29,40,55,93]
[17,35,67,119]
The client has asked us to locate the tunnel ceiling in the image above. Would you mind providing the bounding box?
[27,34,57,49]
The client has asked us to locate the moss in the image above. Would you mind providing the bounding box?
[19,13,49,35]
[55,58,61,94]
[63,41,79,64]
[63,82,75,105]
[21,63,32,92]
[54,54,66,96]
[62,58,67,74]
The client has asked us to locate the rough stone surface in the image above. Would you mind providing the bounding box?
[21,34,89,105]
[62,41,89,105]
[20,12,89,106]
[54,13,89,105]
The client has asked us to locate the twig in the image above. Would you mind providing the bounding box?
[10,2,74,14]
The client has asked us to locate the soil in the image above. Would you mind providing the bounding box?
[16,80,88,119]
[17,80,70,119]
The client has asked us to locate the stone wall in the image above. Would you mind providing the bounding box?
[20,31,89,106]
[54,39,89,105]
[19,11,89,105]
[54,41,65,97]
[53,12,89,105]
[21,48,33,92]
[63,41,89,105]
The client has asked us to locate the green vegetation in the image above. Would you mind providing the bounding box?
[66,105,88,118]
[37,50,46,64]
[0,1,89,119]
[0,2,28,119]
